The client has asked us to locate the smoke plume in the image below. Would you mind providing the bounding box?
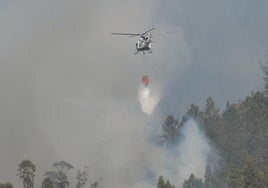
[159,119,219,187]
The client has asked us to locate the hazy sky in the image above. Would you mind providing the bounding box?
[0,1,267,187]
[156,0,268,115]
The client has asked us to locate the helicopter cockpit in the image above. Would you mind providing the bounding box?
[140,35,148,40]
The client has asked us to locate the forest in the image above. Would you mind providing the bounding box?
[1,63,267,188]
[157,62,268,188]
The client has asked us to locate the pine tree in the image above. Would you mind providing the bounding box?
[242,156,265,188]
[157,176,176,188]
[263,166,268,188]
[186,104,199,119]
[203,97,219,117]
[228,165,242,188]
[179,104,200,127]
[161,115,179,145]
[157,176,165,188]
[200,97,220,140]
[261,61,268,96]
[183,174,203,188]
[165,180,172,188]
[204,166,214,188]
[222,103,238,122]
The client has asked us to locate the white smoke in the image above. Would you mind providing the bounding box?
[161,119,219,187]
[138,86,160,115]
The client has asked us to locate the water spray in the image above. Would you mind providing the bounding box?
[138,85,160,115]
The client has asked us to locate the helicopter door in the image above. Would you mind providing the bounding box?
[136,41,142,49]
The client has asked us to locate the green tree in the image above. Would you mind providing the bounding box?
[261,61,268,96]
[157,176,165,188]
[90,178,102,188]
[0,183,14,188]
[204,166,214,188]
[179,104,200,127]
[200,97,220,140]
[165,180,172,188]
[17,159,36,188]
[161,115,179,145]
[263,166,268,188]
[41,177,54,188]
[183,174,203,188]
[203,97,220,118]
[53,161,73,188]
[157,176,176,188]
[222,103,238,122]
[242,156,265,188]
[56,172,69,188]
[227,165,243,188]
[186,104,199,119]
[76,166,88,188]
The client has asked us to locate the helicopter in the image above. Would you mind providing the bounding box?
[110,27,156,54]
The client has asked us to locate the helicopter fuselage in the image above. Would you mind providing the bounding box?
[110,27,155,54]
[135,36,152,54]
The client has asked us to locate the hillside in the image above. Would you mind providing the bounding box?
[158,63,268,187]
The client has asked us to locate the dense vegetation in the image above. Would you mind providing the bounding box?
[157,62,268,187]
[0,160,99,188]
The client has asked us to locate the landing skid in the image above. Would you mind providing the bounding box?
[134,50,152,55]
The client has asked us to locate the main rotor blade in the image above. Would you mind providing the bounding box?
[110,27,157,37]
[165,31,178,33]
[142,27,157,35]
[110,32,140,36]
